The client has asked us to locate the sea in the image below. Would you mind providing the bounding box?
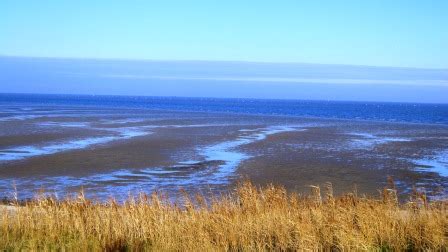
[1,93,447,200]
[1,93,447,125]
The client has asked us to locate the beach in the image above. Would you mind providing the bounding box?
[1,101,447,200]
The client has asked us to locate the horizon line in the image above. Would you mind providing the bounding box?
[2,92,447,105]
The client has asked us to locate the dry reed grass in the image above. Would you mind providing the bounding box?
[0,181,447,251]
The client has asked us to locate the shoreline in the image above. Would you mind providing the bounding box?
[1,102,447,201]
[2,93,448,127]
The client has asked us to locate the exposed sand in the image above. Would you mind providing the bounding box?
[0,106,447,200]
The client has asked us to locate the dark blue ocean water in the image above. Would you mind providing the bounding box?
[1,93,448,125]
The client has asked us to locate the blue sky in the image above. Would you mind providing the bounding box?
[1,1,447,68]
[1,57,447,103]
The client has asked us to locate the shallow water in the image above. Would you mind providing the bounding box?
[0,125,304,199]
[0,126,151,162]
[349,132,412,149]
[2,94,448,124]
[412,150,448,177]
[0,95,447,200]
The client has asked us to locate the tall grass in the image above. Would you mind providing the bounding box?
[1,181,447,250]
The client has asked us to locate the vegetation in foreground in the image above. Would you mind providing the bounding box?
[0,181,447,251]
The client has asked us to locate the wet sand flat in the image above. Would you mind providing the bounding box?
[0,104,447,200]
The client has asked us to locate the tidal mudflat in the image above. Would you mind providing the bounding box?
[0,101,447,200]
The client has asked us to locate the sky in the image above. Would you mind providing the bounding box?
[1,1,447,68]
[1,57,447,103]
[1,1,447,103]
